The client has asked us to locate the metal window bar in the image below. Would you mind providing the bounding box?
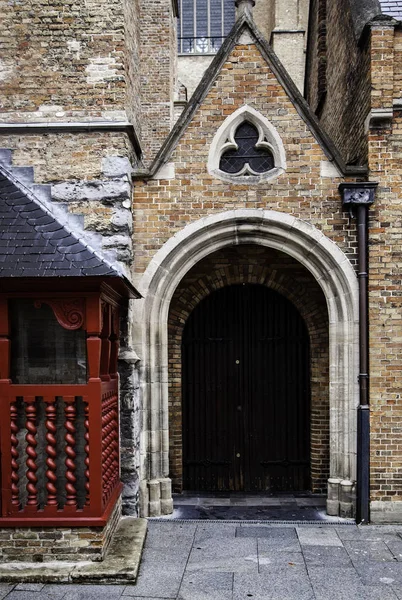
[178,0,234,54]
[178,36,226,53]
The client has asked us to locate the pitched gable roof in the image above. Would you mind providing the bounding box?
[349,0,401,39]
[0,165,138,295]
[137,13,367,180]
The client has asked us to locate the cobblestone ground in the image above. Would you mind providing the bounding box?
[3,521,402,599]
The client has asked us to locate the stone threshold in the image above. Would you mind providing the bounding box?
[0,517,147,584]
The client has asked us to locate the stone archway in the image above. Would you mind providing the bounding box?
[133,209,359,517]
[168,245,329,494]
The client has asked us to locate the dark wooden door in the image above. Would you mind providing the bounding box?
[182,284,310,492]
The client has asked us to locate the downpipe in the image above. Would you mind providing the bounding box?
[339,183,377,524]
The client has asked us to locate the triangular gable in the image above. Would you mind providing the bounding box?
[140,13,367,179]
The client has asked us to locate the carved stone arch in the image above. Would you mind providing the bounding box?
[134,209,359,517]
[207,105,287,183]
[167,249,330,493]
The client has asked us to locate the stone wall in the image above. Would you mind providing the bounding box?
[0,0,134,123]
[168,245,329,494]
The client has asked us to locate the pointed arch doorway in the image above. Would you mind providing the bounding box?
[182,283,310,493]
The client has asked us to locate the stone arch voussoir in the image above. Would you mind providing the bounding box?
[134,209,359,517]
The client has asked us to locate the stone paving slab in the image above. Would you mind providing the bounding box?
[186,537,258,573]
[344,539,396,562]
[233,569,315,600]
[308,566,399,600]
[177,572,233,600]
[6,521,402,599]
[297,526,344,546]
[302,545,353,567]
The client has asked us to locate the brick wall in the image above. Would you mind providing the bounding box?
[133,42,358,276]
[0,497,121,562]
[305,0,371,164]
[168,245,329,493]
[140,0,177,164]
[368,27,402,508]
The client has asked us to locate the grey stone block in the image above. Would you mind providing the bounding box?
[297,527,343,546]
[195,523,237,542]
[237,526,297,539]
[309,566,398,600]
[178,571,233,600]
[102,156,132,178]
[302,545,353,567]
[43,584,125,599]
[126,568,184,598]
[354,561,402,586]
[0,584,15,600]
[387,540,402,561]
[15,584,45,591]
[233,569,314,600]
[257,532,301,553]
[0,149,12,166]
[335,526,401,542]
[258,551,304,569]
[344,540,396,562]
[186,537,258,574]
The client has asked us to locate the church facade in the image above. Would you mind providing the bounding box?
[0,0,402,559]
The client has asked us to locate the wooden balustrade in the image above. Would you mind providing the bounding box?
[0,380,122,526]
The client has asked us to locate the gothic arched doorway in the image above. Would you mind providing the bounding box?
[182,283,310,492]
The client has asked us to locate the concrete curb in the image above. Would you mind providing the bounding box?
[0,517,147,584]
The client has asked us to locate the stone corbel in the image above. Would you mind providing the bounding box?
[119,347,141,364]
[364,108,393,132]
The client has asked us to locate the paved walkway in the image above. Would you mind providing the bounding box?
[3,521,402,599]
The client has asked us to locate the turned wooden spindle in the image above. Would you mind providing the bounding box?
[10,401,20,507]
[64,396,77,507]
[84,401,90,506]
[44,398,58,506]
[25,397,38,507]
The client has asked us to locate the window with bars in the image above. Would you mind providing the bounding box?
[219,122,275,175]
[178,0,236,54]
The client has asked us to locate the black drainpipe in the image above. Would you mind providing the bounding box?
[339,182,377,524]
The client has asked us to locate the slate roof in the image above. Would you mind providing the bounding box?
[0,166,128,281]
[379,0,402,17]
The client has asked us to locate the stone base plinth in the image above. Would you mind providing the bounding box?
[140,478,173,517]
[0,498,121,563]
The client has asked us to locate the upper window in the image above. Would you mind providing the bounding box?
[178,0,235,54]
[208,105,287,184]
[219,122,275,176]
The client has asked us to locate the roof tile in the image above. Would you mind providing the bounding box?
[379,0,402,17]
[0,169,120,279]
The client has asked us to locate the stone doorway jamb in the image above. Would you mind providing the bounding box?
[133,209,359,517]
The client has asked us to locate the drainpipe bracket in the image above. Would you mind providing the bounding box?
[339,182,378,211]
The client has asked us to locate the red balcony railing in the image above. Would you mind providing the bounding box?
[0,378,121,526]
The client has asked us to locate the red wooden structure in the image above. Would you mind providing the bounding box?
[0,280,133,526]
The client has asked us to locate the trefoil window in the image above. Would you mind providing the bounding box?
[219,121,275,176]
[208,105,287,184]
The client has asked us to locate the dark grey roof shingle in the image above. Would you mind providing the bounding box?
[0,169,121,279]
[379,0,402,17]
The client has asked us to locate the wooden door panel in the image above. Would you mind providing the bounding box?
[183,284,310,492]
